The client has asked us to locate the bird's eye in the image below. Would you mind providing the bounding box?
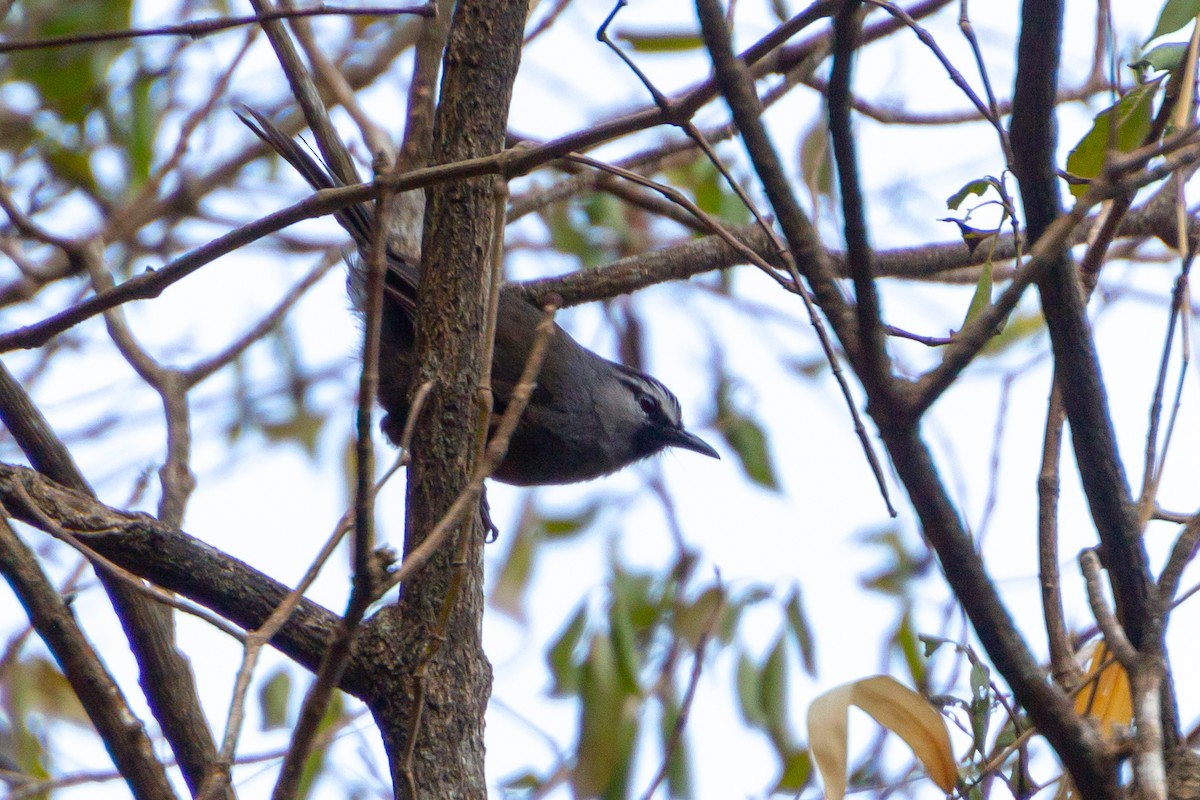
[639,394,658,415]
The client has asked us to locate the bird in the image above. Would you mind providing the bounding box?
[237,107,719,486]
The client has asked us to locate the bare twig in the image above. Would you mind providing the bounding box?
[198,502,362,800]
[1038,388,1080,689]
[0,5,433,53]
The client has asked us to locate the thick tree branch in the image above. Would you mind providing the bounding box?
[1010,0,1155,674]
[1010,0,1169,783]
[881,424,1117,796]
[828,0,894,401]
[0,463,365,694]
[361,2,528,796]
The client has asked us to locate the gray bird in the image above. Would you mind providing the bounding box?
[238,108,718,486]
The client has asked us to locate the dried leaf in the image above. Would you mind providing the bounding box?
[808,675,956,800]
[1074,642,1132,740]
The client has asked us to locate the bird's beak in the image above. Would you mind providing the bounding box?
[663,427,720,460]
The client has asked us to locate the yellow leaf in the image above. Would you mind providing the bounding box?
[808,683,853,800]
[1075,642,1132,740]
[808,675,956,800]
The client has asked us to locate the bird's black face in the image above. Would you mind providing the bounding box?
[616,368,720,462]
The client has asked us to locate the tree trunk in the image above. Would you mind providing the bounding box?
[365,2,529,797]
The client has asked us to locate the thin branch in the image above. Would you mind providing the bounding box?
[187,254,338,384]
[913,175,1126,414]
[864,0,997,125]
[0,4,433,53]
[6,486,244,641]
[696,1,1120,793]
[1080,549,1137,665]
[693,0,902,522]
[694,0,861,364]
[0,323,218,794]
[0,514,177,800]
[198,501,362,800]
[956,0,1014,163]
[1039,387,1080,689]
[1158,512,1200,610]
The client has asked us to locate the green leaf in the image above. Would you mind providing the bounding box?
[582,191,625,234]
[720,585,773,644]
[799,116,834,211]
[9,0,132,125]
[981,310,1045,355]
[1147,0,1200,42]
[674,585,725,648]
[44,143,99,195]
[666,158,750,225]
[857,525,932,596]
[489,513,543,621]
[695,159,750,224]
[969,699,990,754]
[608,581,643,696]
[574,634,639,799]
[259,404,325,457]
[125,68,157,189]
[946,178,993,210]
[1064,80,1162,197]
[612,566,659,634]
[759,636,791,748]
[541,202,591,262]
[992,716,1018,751]
[716,379,780,491]
[786,353,830,378]
[547,604,588,697]
[968,660,992,753]
[295,691,346,800]
[969,659,991,702]
[258,668,292,731]
[735,651,767,728]
[539,195,628,268]
[2,656,84,776]
[1132,41,1190,73]
[617,30,703,52]
[499,770,544,793]
[542,501,602,539]
[893,612,927,690]
[1,666,49,781]
[961,257,994,327]
[8,656,90,728]
[920,635,949,659]
[785,588,817,677]
[773,748,813,794]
